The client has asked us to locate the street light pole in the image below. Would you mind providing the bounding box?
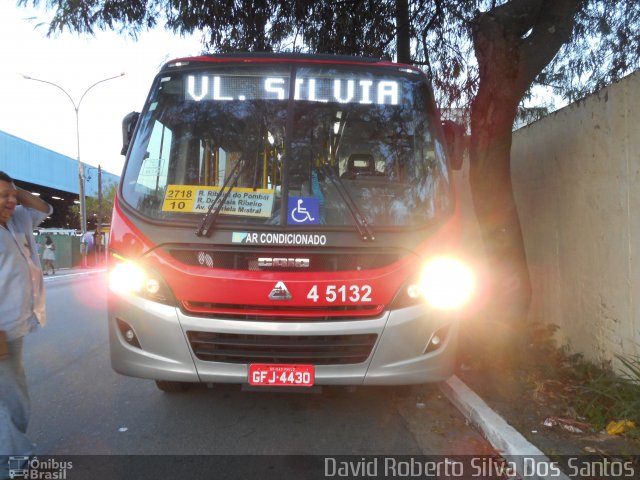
[22,73,124,237]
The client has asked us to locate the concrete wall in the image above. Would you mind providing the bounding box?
[508,70,640,365]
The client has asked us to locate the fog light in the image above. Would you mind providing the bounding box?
[125,329,136,342]
[424,325,451,354]
[116,318,141,348]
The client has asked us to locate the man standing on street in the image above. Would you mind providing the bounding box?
[0,171,52,475]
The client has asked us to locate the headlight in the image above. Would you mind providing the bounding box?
[109,261,146,294]
[417,257,475,310]
[108,254,175,305]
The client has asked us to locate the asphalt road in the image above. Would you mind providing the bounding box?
[20,270,494,477]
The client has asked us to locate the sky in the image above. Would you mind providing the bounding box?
[0,3,205,175]
[0,3,569,180]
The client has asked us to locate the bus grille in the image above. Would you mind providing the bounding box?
[186,331,378,365]
[169,248,400,272]
[181,301,383,320]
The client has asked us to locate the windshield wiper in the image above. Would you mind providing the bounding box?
[320,165,375,242]
[196,159,247,237]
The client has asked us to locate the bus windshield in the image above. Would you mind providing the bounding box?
[121,62,451,229]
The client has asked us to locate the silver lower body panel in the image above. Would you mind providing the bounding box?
[108,293,458,386]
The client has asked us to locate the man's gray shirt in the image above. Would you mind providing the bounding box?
[0,205,51,340]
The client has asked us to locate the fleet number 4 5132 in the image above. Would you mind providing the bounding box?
[306,284,372,303]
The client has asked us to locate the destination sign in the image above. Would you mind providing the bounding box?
[162,185,275,217]
[185,74,400,105]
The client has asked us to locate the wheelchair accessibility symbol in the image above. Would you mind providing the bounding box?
[288,197,320,225]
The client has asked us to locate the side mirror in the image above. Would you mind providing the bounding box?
[441,120,467,171]
[121,111,140,156]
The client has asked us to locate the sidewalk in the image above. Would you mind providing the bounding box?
[42,265,106,280]
[445,339,640,479]
[440,376,571,480]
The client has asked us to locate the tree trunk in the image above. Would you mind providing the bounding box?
[396,0,411,63]
[470,89,532,320]
[468,0,582,320]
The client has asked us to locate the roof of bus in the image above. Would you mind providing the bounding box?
[162,52,418,73]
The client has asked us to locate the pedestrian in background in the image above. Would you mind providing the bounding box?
[0,171,52,475]
[42,235,55,275]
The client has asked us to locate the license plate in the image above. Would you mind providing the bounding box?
[249,364,315,387]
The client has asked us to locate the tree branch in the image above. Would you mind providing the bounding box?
[517,0,585,90]
[488,0,543,38]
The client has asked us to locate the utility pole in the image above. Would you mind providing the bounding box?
[97,164,103,233]
[97,165,103,263]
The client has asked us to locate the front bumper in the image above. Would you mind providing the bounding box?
[108,292,458,386]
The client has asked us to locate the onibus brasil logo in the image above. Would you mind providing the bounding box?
[7,456,72,479]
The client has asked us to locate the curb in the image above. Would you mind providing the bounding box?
[439,375,570,480]
[43,268,106,281]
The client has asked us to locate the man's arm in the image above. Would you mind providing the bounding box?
[16,186,52,214]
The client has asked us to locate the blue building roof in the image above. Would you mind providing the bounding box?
[0,130,119,196]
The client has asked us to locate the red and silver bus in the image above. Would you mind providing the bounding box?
[108,53,475,392]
